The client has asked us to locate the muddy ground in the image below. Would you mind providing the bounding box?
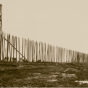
[0,62,88,87]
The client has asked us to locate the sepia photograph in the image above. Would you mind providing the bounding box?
[0,0,88,87]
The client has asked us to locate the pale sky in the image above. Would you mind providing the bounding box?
[0,0,88,54]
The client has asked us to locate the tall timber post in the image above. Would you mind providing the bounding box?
[0,4,2,60]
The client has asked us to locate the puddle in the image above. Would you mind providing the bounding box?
[62,73,77,78]
[75,80,88,84]
[47,79,58,82]
[31,74,48,79]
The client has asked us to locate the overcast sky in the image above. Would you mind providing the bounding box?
[0,0,88,54]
